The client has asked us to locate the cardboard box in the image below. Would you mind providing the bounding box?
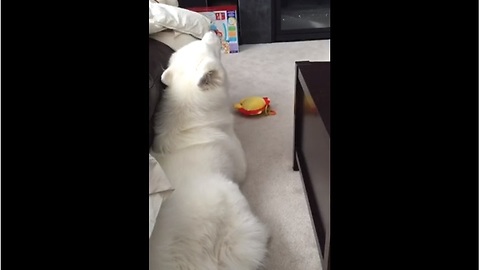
[189,5,240,54]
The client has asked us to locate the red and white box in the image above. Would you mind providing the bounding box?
[189,5,240,54]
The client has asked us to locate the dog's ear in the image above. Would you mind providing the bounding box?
[197,69,221,90]
[161,67,173,86]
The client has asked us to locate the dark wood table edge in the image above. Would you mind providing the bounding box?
[293,61,310,171]
[292,60,330,270]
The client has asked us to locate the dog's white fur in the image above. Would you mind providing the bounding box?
[151,31,246,184]
[149,32,268,270]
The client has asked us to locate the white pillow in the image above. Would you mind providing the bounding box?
[149,2,212,39]
[149,0,179,6]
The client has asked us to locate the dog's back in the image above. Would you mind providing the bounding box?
[151,31,246,183]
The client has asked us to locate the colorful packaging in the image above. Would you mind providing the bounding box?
[189,5,240,54]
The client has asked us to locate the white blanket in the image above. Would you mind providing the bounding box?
[149,154,174,238]
[149,1,212,39]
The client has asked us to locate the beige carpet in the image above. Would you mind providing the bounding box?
[221,39,330,270]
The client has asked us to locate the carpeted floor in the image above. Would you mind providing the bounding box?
[221,39,330,270]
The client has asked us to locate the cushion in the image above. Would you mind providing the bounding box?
[150,29,199,51]
[149,38,175,147]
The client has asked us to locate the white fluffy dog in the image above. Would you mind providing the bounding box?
[149,32,269,270]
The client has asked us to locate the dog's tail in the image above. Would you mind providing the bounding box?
[206,176,269,270]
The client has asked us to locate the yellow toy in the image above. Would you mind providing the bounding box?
[234,96,276,116]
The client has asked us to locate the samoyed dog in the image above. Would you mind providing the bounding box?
[149,32,269,270]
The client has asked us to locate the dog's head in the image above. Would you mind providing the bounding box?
[161,31,226,95]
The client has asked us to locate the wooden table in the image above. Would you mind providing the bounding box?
[293,61,330,270]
